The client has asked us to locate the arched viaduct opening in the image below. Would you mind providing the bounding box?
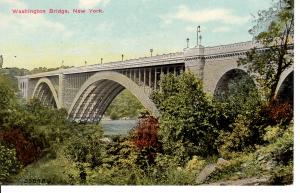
[214,69,256,100]
[68,71,158,123]
[32,78,59,108]
[276,71,293,106]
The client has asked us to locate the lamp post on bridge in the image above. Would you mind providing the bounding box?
[122,54,124,61]
[197,25,202,46]
[186,38,190,48]
[101,58,103,64]
[150,49,153,57]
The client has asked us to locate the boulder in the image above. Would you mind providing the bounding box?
[195,163,216,184]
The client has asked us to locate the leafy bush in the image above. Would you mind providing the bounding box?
[105,90,144,119]
[14,154,79,185]
[259,100,293,126]
[63,128,106,168]
[152,72,218,160]
[213,74,267,157]
[0,128,40,165]
[0,74,17,126]
[217,115,259,158]
[131,113,161,166]
[206,125,293,184]
[0,143,21,184]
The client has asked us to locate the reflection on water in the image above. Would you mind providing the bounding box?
[100,119,137,136]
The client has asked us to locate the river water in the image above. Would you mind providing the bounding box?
[100,119,138,136]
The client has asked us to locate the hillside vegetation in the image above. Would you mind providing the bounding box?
[0,0,294,185]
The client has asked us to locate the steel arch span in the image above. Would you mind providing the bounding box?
[68,71,158,123]
[32,78,59,108]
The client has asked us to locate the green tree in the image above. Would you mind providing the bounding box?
[152,72,218,160]
[105,90,144,119]
[214,75,264,157]
[238,0,294,102]
[0,74,17,126]
[0,143,21,184]
[214,74,262,122]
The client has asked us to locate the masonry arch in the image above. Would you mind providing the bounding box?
[213,69,256,99]
[276,70,293,105]
[68,71,158,123]
[32,78,59,108]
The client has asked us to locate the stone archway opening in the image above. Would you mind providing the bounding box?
[214,69,256,100]
[277,71,293,106]
[33,82,58,108]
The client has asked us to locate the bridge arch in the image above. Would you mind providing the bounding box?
[32,78,59,108]
[213,68,256,99]
[276,68,293,104]
[68,71,158,123]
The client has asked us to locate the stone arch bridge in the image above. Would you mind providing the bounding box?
[17,41,294,123]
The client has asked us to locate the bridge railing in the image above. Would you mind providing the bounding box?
[204,41,262,55]
[24,52,185,78]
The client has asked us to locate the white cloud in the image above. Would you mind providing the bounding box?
[0,1,72,38]
[161,5,250,25]
[78,0,110,8]
[212,26,232,33]
[96,21,114,32]
[0,13,71,38]
[0,0,26,7]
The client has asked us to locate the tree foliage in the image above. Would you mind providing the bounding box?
[131,113,161,166]
[105,90,144,120]
[152,72,218,160]
[238,0,294,101]
[0,74,16,114]
[0,143,21,184]
[214,74,264,157]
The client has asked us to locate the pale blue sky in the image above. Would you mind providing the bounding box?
[0,0,273,69]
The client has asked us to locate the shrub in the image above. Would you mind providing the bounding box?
[63,127,105,168]
[14,154,80,185]
[131,113,161,166]
[0,74,17,126]
[216,115,257,158]
[0,143,21,184]
[0,128,40,165]
[260,100,293,126]
[152,72,218,160]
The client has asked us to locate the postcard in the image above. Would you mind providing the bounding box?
[0,0,295,192]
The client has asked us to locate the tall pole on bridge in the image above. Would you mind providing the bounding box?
[150,49,153,57]
[186,38,190,48]
[101,58,103,64]
[121,54,124,61]
[197,25,201,46]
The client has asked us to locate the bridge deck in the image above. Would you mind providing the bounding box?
[22,40,264,79]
